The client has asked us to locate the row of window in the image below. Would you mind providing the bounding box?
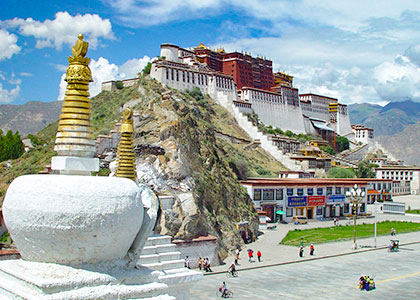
[164,67,208,85]
[253,187,366,201]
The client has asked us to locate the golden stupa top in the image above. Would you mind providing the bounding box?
[72,34,89,58]
[119,108,134,133]
[65,34,93,82]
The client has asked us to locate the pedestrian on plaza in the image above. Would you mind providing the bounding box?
[310,244,315,256]
[336,218,339,226]
[205,257,213,272]
[391,228,396,236]
[234,252,239,265]
[257,250,262,262]
[299,246,304,257]
[235,248,240,259]
[198,257,203,270]
[299,237,304,247]
[248,249,253,263]
[184,256,190,269]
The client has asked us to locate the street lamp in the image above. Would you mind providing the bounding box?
[346,184,366,250]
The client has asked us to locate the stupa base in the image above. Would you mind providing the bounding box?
[0,259,177,300]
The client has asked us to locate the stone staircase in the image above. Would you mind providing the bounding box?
[138,234,203,300]
[215,91,303,171]
[138,235,184,271]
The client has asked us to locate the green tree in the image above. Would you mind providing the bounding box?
[327,167,356,178]
[320,145,336,155]
[0,130,25,162]
[142,62,152,76]
[336,136,350,152]
[355,160,376,178]
[11,132,25,159]
[0,130,3,162]
[115,80,124,89]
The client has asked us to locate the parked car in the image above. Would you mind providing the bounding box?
[293,216,308,224]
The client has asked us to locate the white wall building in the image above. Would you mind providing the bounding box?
[239,87,306,134]
[376,166,420,195]
[352,124,374,145]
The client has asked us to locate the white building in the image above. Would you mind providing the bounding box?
[352,124,374,145]
[376,166,420,195]
[239,87,306,134]
[299,93,353,137]
[150,44,238,104]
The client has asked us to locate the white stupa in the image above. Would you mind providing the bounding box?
[0,35,201,300]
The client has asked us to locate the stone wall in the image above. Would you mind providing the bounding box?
[172,235,218,268]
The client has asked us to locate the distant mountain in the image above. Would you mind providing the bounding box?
[376,121,420,166]
[348,100,420,136]
[0,101,62,137]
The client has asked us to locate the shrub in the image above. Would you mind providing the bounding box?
[115,81,124,89]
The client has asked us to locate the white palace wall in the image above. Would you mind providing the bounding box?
[150,61,237,103]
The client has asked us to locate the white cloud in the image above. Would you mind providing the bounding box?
[374,55,420,102]
[0,83,20,103]
[57,56,151,100]
[8,73,21,85]
[20,72,32,77]
[2,11,114,50]
[0,29,20,61]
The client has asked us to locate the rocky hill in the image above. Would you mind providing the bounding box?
[349,100,420,165]
[376,121,420,166]
[0,101,62,136]
[348,100,420,137]
[1,76,287,260]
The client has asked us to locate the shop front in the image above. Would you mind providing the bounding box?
[307,195,325,219]
[326,194,345,218]
[287,196,307,220]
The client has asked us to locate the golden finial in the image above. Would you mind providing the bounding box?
[54,34,95,158]
[115,108,136,180]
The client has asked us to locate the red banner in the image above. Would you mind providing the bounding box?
[308,195,325,206]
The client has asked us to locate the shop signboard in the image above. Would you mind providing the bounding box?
[326,194,345,204]
[287,196,307,207]
[307,195,325,206]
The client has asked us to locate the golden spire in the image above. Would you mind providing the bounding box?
[115,108,136,180]
[54,34,95,158]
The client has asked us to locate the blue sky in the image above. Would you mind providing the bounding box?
[2,1,420,105]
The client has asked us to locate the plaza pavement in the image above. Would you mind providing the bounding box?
[205,195,420,274]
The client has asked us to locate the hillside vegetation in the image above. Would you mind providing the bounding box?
[1,76,286,258]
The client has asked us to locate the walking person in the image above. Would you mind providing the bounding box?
[198,257,203,270]
[299,246,304,257]
[184,256,190,269]
[310,244,315,256]
[206,257,213,272]
[257,250,262,262]
[248,249,253,263]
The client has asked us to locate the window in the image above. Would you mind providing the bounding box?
[317,188,323,195]
[287,188,294,196]
[335,187,341,194]
[307,188,314,196]
[253,189,261,201]
[344,204,349,214]
[360,203,366,212]
[316,206,323,215]
[326,187,333,195]
[344,187,350,193]
[263,189,274,201]
[297,188,304,196]
[275,189,283,200]
[286,208,293,217]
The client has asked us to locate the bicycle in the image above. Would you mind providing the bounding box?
[226,270,238,278]
[216,289,234,298]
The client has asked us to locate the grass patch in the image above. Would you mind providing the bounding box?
[406,209,420,214]
[280,221,420,247]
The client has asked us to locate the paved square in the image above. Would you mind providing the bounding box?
[191,243,420,299]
